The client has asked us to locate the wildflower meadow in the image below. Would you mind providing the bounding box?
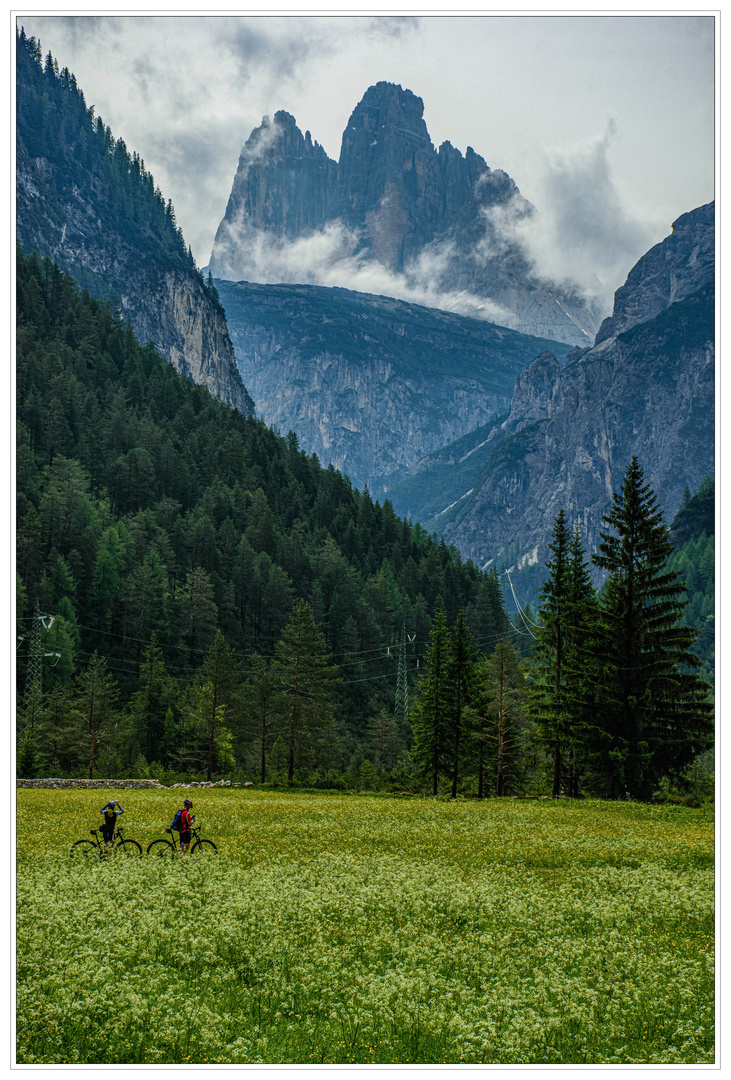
[16,789,714,1064]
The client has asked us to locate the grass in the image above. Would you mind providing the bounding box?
[16,789,714,1064]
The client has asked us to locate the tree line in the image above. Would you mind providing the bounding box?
[409,464,712,803]
[16,247,713,799]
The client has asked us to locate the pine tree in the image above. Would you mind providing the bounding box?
[126,632,176,764]
[471,641,528,797]
[186,631,241,780]
[447,610,477,798]
[272,599,339,783]
[531,510,571,796]
[562,526,600,797]
[591,458,713,799]
[244,654,285,783]
[72,651,119,779]
[17,728,39,778]
[366,707,405,772]
[411,597,451,795]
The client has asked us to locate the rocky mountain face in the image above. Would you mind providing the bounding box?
[210,81,601,346]
[430,203,714,588]
[215,278,571,492]
[15,31,254,415]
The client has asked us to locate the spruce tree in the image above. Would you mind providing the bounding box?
[591,458,713,799]
[126,632,176,765]
[272,599,339,783]
[72,651,119,779]
[411,597,451,795]
[470,641,528,796]
[562,526,600,797]
[447,610,477,798]
[244,654,285,783]
[531,510,571,796]
[186,631,241,780]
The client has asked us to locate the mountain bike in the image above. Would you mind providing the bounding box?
[146,824,217,858]
[70,826,143,859]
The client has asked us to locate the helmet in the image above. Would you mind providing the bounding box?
[183,799,193,807]
[106,800,116,809]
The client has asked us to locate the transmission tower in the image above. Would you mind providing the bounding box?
[20,600,55,732]
[395,623,408,724]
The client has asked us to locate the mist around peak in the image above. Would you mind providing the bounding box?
[209,98,678,343]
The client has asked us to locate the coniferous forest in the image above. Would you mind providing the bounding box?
[16,247,714,801]
[16,30,196,284]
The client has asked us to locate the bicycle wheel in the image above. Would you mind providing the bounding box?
[70,840,99,858]
[115,839,143,858]
[147,839,176,858]
[191,839,217,857]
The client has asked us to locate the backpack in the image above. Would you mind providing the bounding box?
[170,809,183,831]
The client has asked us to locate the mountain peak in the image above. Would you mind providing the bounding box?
[209,83,603,344]
[593,201,714,346]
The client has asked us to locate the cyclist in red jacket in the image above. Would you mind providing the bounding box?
[178,799,194,854]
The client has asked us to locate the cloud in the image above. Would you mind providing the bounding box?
[23,14,123,50]
[210,212,515,325]
[366,16,421,40]
[213,17,338,85]
[506,122,661,305]
[238,115,286,168]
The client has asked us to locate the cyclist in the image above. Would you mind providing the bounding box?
[178,799,194,854]
[100,799,123,849]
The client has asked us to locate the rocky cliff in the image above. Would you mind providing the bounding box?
[210,81,602,347]
[216,278,572,492]
[433,203,714,589]
[16,30,254,415]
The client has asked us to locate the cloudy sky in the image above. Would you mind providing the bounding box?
[16,13,715,302]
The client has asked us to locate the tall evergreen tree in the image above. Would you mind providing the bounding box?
[72,651,119,779]
[447,610,477,798]
[411,597,451,795]
[562,526,600,797]
[243,654,285,783]
[531,510,571,796]
[126,632,176,765]
[272,599,339,783]
[185,631,241,780]
[471,641,528,797]
[591,458,713,799]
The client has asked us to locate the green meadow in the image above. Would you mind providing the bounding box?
[16,789,714,1065]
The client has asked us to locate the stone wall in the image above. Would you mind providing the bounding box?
[16,778,236,789]
[16,778,165,789]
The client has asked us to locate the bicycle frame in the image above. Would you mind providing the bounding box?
[166,824,202,850]
[91,826,126,850]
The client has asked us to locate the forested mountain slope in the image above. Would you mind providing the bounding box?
[16,248,512,780]
[15,28,253,415]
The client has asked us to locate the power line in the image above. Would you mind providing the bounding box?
[505,570,538,640]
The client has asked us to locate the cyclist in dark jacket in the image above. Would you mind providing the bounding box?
[100,799,123,848]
